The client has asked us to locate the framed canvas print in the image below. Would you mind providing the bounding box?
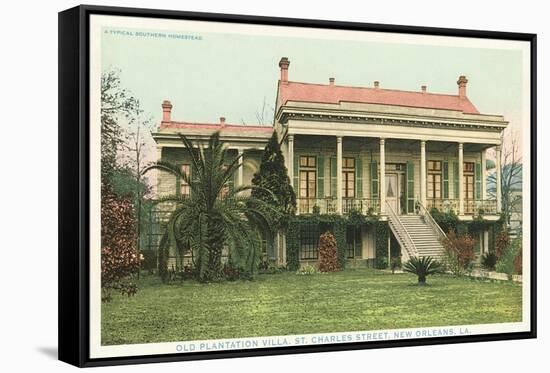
[58,5,537,367]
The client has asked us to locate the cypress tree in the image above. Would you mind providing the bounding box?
[251,131,296,229]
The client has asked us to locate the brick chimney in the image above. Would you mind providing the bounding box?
[161,100,173,122]
[374,81,380,89]
[329,77,335,86]
[421,85,427,93]
[219,116,226,127]
[457,75,468,98]
[279,57,290,83]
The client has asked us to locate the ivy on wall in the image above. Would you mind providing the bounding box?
[333,219,347,269]
[375,221,389,269]
[431,208,504,252]
[286,213,378,270]
[286,222,300,271]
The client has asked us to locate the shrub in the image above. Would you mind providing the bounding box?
[318,231,340,272]
[390,256,402,274]
[223,262,241,281]
[141,249,157,273]
[296,264,318,275]
[403,256,443,285]
[481,252,498,271]
[101,186,142,302]
[495,229,510,259]
[442,230,476,276]
[496,236,521,280]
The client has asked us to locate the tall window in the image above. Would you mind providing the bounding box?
[427,160,442,199]
[463,162,475,200]
[180,164,190,197]
[342,157,355,198]
[299,156,316,199]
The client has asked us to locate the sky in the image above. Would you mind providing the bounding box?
[101,23,525,153]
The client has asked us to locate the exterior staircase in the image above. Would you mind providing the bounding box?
[397,215,446,260]
[385,202,446,261]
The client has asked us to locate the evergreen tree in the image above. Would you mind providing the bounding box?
[251,131,296,230]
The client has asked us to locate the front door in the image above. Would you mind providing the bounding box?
[385,173,399,214]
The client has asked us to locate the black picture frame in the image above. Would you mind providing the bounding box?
[58,4,537,367]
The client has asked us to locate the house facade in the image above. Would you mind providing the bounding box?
[151,57,507,269]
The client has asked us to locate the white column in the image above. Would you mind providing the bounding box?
[483,230,489,254]
[288,135,294,184]
[379,138,386,215]
[420,140,427,208]
[237,149,244,187]
[336,136,343,214]
[496,145,502,213]
[481,148,487,200]
[458,142,464,215]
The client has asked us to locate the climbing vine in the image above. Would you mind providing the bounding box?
[286,213,378,270]
[375,221,389,269]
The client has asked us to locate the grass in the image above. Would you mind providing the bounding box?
[102,269,522,345]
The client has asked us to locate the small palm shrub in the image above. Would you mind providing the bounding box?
[318,231,340,272]
[481,252,498,271]
[403,256,442,285]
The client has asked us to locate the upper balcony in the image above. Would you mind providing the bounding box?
[296,197,498,218]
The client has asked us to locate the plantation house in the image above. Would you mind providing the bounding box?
[151,57,507,269]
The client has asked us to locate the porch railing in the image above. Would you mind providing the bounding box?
[342,198,380,215]
[426,198,459,214]
[426,198,498,215]
[297,198,337,215]
[466,199,498,215]
[297,197,380,215]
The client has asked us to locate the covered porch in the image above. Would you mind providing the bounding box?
[287,134,502,218]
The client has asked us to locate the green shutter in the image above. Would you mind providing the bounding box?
[317,155,324,198]
[370,161,378,199]
[443,160,449,199]
[475,162,481,200]
[293,155,299,191]
[356,158,363,198]
[406,160,414,213]
[453,161,459,199]
[330,157,337,198]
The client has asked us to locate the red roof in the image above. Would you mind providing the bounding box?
[278,81,480,114]
[160,121,273,132]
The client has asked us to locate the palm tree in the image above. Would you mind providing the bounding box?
[143,132,277,282]
[403,256,443,285]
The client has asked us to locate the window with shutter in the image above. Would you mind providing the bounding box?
[370,161,378,199]
[356,158,363,198]
[317,156,324,198]
[475,162,481,200]
[442,161,449,199]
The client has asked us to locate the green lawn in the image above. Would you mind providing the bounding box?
[102,269,522,345]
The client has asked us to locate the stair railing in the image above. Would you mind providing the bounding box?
[417,201,448,243]
[385,201,418,261]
